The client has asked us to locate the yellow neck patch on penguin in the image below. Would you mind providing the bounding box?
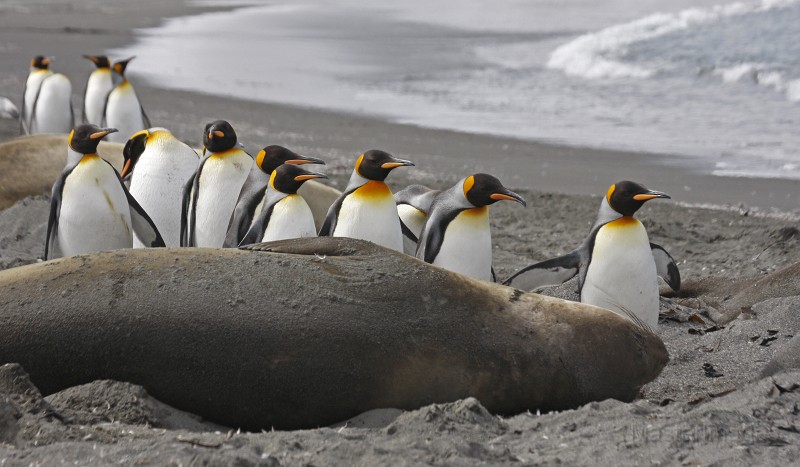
[353,180,391,200]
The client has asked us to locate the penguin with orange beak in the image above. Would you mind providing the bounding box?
[416,174,525,282]
[45,124,165,260]
[504,180,679,329]
[318,150,413,251]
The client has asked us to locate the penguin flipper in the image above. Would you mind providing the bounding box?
[44,171,71,260]
[650,242,681,292]
[239,202,276,247]
[20,81,28,134]
[418,208,460,264]
[105,162,164,247]
[226,190,265,247]
[180,173,196,247]
[140,103,151,129]
[319,190,350,236]
[399,218,419,256]
[502,251,581,291]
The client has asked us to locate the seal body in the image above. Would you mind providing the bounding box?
[0,238,668,431]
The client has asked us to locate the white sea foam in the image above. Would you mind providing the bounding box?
[547,0,800,80]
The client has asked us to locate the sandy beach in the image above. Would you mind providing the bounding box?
[0,0,799,465]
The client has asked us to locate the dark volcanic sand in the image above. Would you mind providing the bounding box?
[0,0,799,465]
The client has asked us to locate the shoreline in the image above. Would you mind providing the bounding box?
[0,0,797,213]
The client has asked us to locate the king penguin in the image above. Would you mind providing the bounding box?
[103,57,150,143]
[394,184,440,255]
[45,124,165,260]
[416,174,525,281]
[122,127,200,247]
[181,120,253,247]
[20,56,53,134]
[23,56,74,135]
[226,145,325,247]
[239,164,328,246]
[318,150,414,251]
[82,55,113,126]
[504,180,680,329]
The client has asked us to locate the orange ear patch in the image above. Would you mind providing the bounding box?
[463,175,475,198]
[606,184,616,202]
[354,153,365,177]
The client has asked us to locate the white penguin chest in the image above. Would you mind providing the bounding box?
[24,70,51,127]
[84,70,113,125]
[334,181,402,251]
[582,217,659,328]
[32,74,72,134]
[129,138,199,247]
[105,83,144,142]
[262,195,316,242]
[192,150,253,247]
[58,156,132,256]
[397,204,427,255]
[432,207,492,281]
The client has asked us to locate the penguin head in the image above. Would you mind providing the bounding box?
[256,145,326,174]
[31,56,51,70]
[463,173,526,207]
[83,55,110,69]
[121,128,156,178]
[270,164,328,195]
[112,56,135,77]
[606,180,670,216]
[203,120,238,153]
[68,124,118,155]
[354,150,414,181]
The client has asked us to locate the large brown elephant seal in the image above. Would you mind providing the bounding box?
[0,237,667,430]
[0,134,340,228]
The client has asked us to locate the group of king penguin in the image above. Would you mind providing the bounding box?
[25,53,681,330]
[20,55,147,140]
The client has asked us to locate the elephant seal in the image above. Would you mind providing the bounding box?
[0,237,667,430]
[0,134,340,228]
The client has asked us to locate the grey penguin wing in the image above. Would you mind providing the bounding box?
[239,199,278,247]
[319,188,354,236]
[20,80,28,134]
[44,169,73,260]
[503,250,582,291]
[228,189,266,247]
[105,161,165,247]
[418,207,461,264]
[650,242,681,291]
[140,103,151,128]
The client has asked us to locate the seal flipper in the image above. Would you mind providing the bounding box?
[651,242,681,292]
[503,250,581,291]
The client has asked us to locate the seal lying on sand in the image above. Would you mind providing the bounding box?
[0,135,340,228]
[0,237,667,430]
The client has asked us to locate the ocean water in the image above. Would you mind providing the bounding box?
[114,0,800,179]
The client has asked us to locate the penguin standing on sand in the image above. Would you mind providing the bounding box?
[20,56,53,134]
[504,180,680,329]
[82,55,113,125]
[319,150,414,251]
[226,145,325,247]
[122,127,200,247]
[416,174,525,281]
[239,164,328,246]
[181,120,253,247]
[0,97,19,119]
[394,184,440,255]
[22,56,74,135]
[103,57,150,143]
[45,124,165,260]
